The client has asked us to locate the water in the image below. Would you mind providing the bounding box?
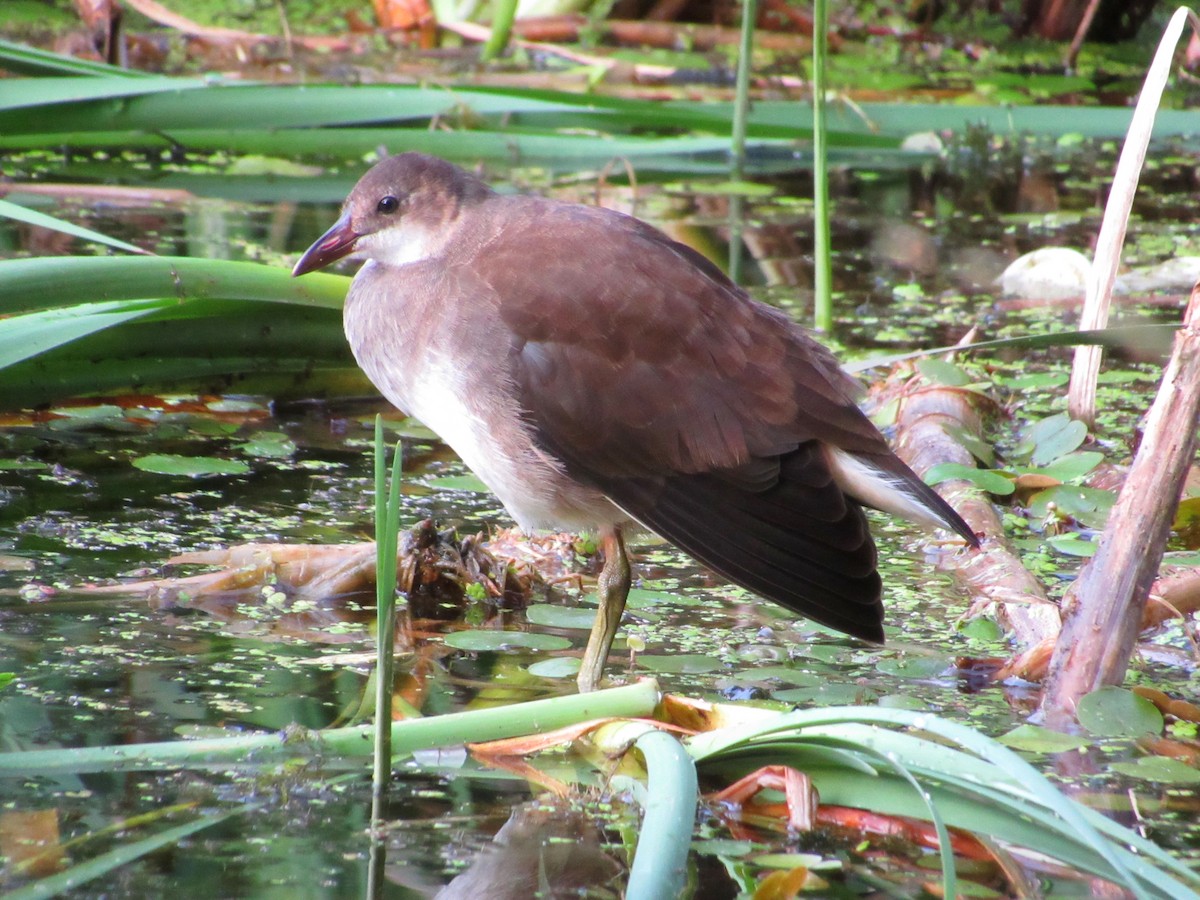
[2,141,1198,896]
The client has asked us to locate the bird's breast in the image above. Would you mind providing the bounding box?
[343,262,624,534]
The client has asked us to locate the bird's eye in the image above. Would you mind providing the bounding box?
[377,196,400,214]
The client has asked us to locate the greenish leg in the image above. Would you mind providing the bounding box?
[577,528,631,693]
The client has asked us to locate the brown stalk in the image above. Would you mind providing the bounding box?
[1042,283,1200,725]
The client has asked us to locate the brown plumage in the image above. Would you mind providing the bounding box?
[293,153,977,690]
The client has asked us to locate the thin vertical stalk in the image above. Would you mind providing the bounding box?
[811,0,832,332]
[482,0,519,61]
[728,0,757,283]
[368,415,403,897]
[372,415,403,795]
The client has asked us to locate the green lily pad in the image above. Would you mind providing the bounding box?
[636,654,722,675]
[0,459,48,471]
[1030,451,1104,483]
[773,683,877,705]
[426,474,491,493]
[926,462,1015,496]
[380,416,439,441]
[527,657,581,679]
[917,358,972,387]
[132,454,250,477]
[625,588,696,608]
[958,616,1003,641]
[1045,534,1097,557]
[875,694,928,711]
[443,630,571,652]
[1028,485,1115,529]
[1027,413,1088,466]
[875,656,949,679]
[524,604,597,630]
[238,431,297,458]
[998,724,1089,754]
[50,403,124,420]
[1004,372,1069,390]
[1077,687,1163,738]
[736,666,823,686]
[1109,757,1200,784]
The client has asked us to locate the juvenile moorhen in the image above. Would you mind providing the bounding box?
[293,153,977,692]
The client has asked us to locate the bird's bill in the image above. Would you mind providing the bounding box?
[292,213,359,276]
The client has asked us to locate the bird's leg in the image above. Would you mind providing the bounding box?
[577,527,631,693]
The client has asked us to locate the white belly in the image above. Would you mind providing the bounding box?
[371,350,623,534]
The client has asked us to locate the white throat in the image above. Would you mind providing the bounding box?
[356,221,437,266]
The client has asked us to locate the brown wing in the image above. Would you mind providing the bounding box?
[476,199,891,473]
[464,199,895,639]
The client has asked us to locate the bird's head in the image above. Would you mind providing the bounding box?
[292,152,491,276]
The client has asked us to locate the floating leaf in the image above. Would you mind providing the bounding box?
[1032,451,1104,483]
[1046,534,1097,557]
[0,459,48,471]
[1077,687,1164,738]
[527,657,581,678]
[682,180,776,197]
[925,462,1015,496]
[875,656,949,679]
[426,474,490,493]
[1109,757,1200,784]
[379,416,439,441]
[206,398,268,413]
[238,431,297,458]
[132,454,250,477]
[1029,486,1115,529]
[999,724,1089,754]
[942,424,995,466]
[958,617,1003,641]
[637,654,722,675]
[442,630,572,652]
[1173,496,1200,531]
[625,588,693,608]
[876,694,928,710]
[917,358,972,387]
[524,604,597,630]
[1004,372,1069,390]
[737,667,823,687]
[1027,414,1088,467]
[773,683,877,705]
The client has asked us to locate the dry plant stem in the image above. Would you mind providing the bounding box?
[1068,6,1199,425]
[1065,0,1102,70]
[891,380,1060,646]
[1043,283,1200,724]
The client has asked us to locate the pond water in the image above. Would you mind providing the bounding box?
[2,138,1200,896]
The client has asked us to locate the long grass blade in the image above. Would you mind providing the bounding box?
[5,810,240,900]
[0,38,153,78]
[0,198,149,255]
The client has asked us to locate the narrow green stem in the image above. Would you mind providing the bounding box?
[482,0,519,61]
[0,680,663,776]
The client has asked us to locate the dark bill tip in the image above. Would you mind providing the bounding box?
[291,214,359,277]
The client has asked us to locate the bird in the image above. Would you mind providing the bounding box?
[292,152,978,692]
